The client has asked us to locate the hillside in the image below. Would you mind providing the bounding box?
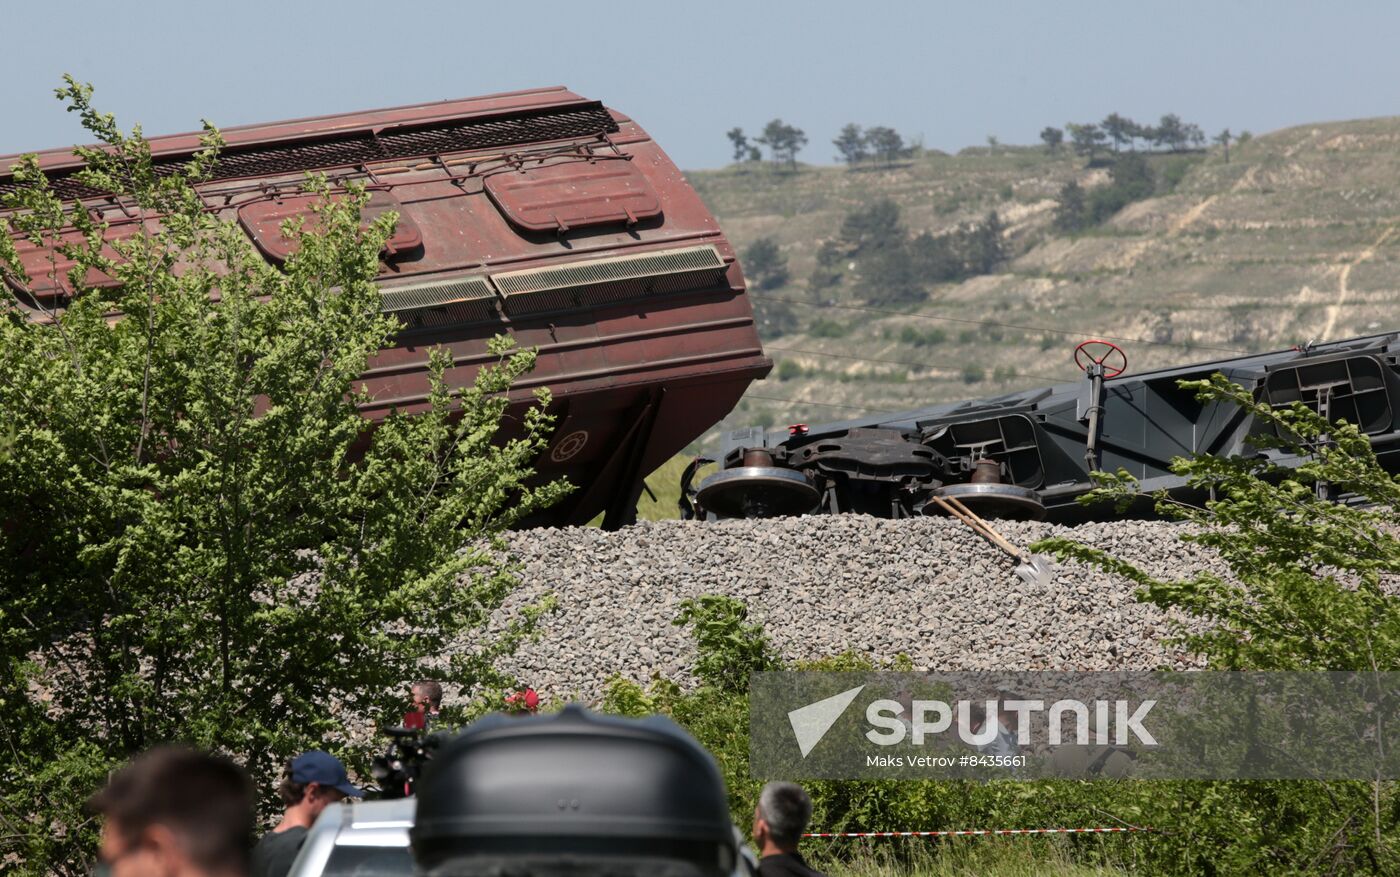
[684,118,1400,441]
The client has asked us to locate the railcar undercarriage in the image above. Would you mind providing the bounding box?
[689,334,1400,522]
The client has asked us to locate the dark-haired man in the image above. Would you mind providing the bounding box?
[752,781,826,877]
[90,745,255,877]
[251,751,363,877]
[411,680,443,726]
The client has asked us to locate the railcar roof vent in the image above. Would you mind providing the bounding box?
[492,245,727,314]
[379,274,497,330]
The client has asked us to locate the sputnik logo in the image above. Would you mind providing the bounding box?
[787,685,865,757]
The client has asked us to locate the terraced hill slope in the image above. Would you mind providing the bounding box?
[686,119,1400,439]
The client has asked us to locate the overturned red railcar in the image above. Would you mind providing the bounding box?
[0,87,770,528]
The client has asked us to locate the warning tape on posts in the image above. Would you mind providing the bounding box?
[805,826,1152,838]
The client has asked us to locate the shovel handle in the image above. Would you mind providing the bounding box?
[943,495,1028,558]
[929,495,1023,561]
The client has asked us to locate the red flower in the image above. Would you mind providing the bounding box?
[505,687,540,713]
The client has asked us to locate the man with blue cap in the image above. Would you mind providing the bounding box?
[250,750,363,877]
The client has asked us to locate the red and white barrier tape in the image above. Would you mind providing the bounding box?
[805,826,1151,838]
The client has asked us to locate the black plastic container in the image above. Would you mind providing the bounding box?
[411,705,738,876]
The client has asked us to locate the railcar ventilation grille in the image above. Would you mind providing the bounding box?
[379,275,498,329]
[0,104,619,203]
[493,245,727,315]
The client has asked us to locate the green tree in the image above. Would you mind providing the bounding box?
[725,126,751,163]
[1101,113,1134,152]
[1214,127,1233,163]
[1039,126,1064,154]
[755,118,808,171]
[1088,152,1155,222]
[1153,113,1188,151]
[0,81,569,874]
[742,236,789,290]
[809,239,845,292]
[1125,118,1153,150]
[958,210,1005,275]
[1066,122,1108,161]
[861,242,923,306]
[1053,179,1089,233]
[832,123,867,166]
[840,198,903,254]
[908,231,961,282]
[864,126,905,166]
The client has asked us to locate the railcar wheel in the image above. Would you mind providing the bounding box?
[921,483,1047,521]
[696,467,821,519]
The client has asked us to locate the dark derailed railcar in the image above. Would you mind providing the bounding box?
[0,87,771,528]
[698,335,1400,522]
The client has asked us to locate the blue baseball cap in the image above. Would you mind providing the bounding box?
[291,750,364,799]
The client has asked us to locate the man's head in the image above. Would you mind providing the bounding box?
[89,745,254,877]
[277,751,364,818]
[751,781,812,854]
[411,680,443,713]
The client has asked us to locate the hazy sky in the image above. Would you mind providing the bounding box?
[4,1,1400,170]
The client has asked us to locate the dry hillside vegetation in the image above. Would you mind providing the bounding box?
[687,118,1400,437]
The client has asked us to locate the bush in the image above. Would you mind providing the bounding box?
[0,81,570,874]
[841,199,904,254]
[898,326,947,347]
[809,318,851,338]
[606,593,1400,876]
[777,359,806,381]
[743,236,790,290]
[961,365,986,383]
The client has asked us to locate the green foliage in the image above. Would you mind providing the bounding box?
[961,365,986,383]
[1156,154,1201,193]
[727,127,760,164]
[1039,126,1064,154]
[865,127,906,167]
[839,199,1004,306]
[898,326,947,347]
[808,318,851,339]
[1036,373,1400,672]
[0,80,569,874]
[614,595,1400,875]
[1053,180,1089,233]
[672,594,780,693]
[810,239,846,291]
[833,124,868,167]
[756,119,808,170]
[776,359,806,381]
[841,199,904,254]
[1055,154,1162,231]
[862,243,923,306]
[1065,123,1107,161]
[743,236,789,290]
[1030,373,1400,874]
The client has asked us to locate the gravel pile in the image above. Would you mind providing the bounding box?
[483,516,1214,703]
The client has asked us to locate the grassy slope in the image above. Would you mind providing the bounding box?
[684,119,1400,441]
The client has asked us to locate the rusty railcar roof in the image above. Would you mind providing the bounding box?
[0,86,603,177]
